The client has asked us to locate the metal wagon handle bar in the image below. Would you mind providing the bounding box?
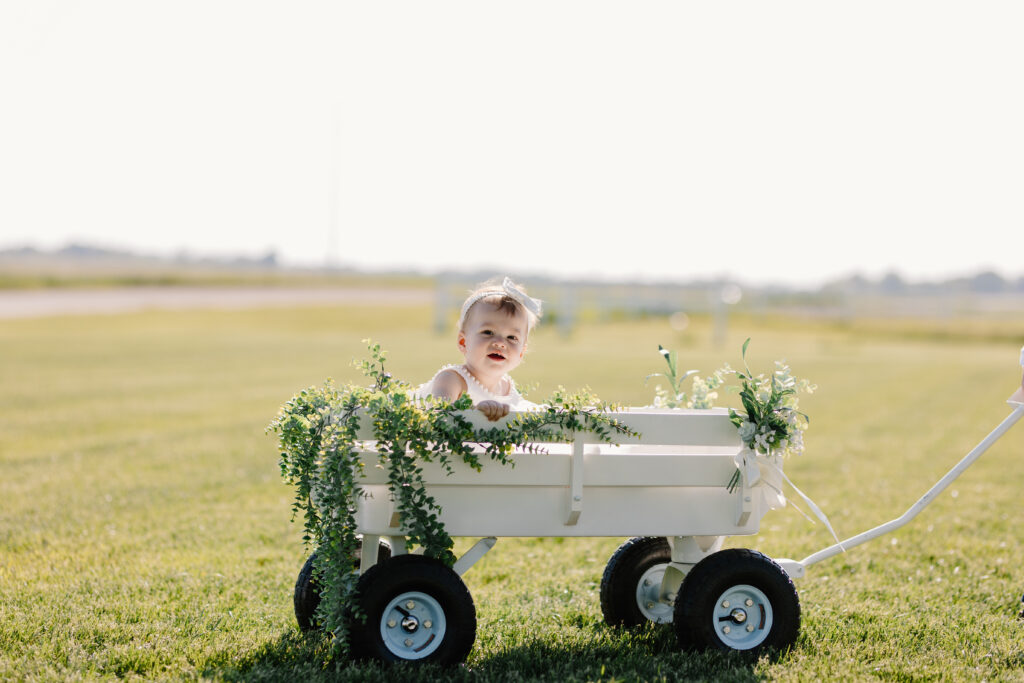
[797,401,1024,571]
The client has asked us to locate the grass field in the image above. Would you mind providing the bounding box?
[1,303,1023,681]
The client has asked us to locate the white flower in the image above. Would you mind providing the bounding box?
[787,429,805,456]
[689,390,717,409]
[652,386,666,408]
[687,376,719,409]
[753,426,776,452]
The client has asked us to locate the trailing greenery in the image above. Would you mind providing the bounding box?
[268,341,636,658]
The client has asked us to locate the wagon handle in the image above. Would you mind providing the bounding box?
[789,361,1024,576]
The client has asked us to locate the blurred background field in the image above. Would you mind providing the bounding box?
[1,288,1022,681]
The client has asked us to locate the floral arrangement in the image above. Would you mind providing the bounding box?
[648,339,815,495]
[728,338,815,458]
[648,339,814,455]
[647,345,731,410]
[268,341,634,657]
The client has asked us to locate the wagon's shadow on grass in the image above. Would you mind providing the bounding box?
[208,625,770,683]
[461,627,769,683]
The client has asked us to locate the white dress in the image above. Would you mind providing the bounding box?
[414,364,537,411]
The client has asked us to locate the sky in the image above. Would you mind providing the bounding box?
[1,1,1022,288]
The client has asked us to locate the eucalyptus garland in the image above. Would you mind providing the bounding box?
[268,341,635,657]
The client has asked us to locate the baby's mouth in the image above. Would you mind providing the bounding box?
[488,352,506,361]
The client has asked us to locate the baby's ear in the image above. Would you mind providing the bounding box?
[457,331,467,352]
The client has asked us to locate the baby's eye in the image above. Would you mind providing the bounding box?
[481,329,493,336]
[507,335,519,342]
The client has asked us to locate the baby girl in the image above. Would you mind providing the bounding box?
[415,277,541,421]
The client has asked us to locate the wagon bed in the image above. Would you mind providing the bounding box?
[354,408,769,539]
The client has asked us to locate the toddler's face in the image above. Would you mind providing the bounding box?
[458,301,529,378]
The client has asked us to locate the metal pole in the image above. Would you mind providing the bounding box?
[799,404,1024,569]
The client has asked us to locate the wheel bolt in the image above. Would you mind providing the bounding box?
[721,600,730,608]
[404,638,413,647]
[745,598,753,607]
[747,624,755,632]
[387,619,396,628]
[643,579,651,587]
[723,626,731,634]
[646,601,655,609]
[423,620,432,629]
[406,600,416,610]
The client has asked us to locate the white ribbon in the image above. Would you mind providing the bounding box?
[458,277,544,329]
[734,449,845,549]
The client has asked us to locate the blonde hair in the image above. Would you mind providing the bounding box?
[457,277,542,332]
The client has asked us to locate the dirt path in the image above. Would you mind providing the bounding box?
[0,286,432,319]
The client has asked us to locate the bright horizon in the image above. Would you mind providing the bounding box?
[1,2,1022,288]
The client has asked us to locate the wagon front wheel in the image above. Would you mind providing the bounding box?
[673,548,799,655]
[600,536,674,626]
[349,554,476,665]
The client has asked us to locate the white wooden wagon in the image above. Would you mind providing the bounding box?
[293,352,1024,665]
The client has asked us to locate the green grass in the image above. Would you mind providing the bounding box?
[2,305,1023,681]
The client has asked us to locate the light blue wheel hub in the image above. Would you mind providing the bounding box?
[380,591,446,660]
[635,563,674,623]
[711,584,773,650]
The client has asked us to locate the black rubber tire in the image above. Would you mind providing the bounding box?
[600,536,673,627]
[673,548,800,655]
[348,554,476,665]
[294,540,392,632]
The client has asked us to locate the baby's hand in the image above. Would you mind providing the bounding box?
[476,400,510,422]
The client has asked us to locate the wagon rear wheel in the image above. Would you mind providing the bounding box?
[349,554,476,665]
[293,539,392,632]
[600,536,674,626]
[673,548,799,655]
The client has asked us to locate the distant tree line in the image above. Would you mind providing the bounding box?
[2,243,1021,295]
[822,270,1024,295]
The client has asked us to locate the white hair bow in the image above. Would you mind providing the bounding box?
[458,277,543,330]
